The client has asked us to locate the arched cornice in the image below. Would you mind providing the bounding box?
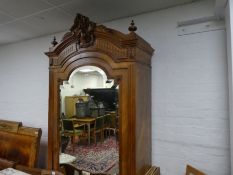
[45,14,154,68]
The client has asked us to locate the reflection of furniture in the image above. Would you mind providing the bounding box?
[75,117,96,145]
[61,119,87,151]
[46,14,155,174]
[65,96,89,118]
[60,136,70,153]
[186,165,206,175]
[90,116,105,144]
[0,119,42,168]
[104,112,117,137]
[89,107,105,117]
[84,88,118,111]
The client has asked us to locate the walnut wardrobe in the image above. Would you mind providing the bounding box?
[45,14,154,175]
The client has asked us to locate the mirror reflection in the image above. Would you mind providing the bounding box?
[59,66,119,175]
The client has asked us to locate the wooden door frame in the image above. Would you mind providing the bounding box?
[47,52,136,175]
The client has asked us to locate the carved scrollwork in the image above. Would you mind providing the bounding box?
[70,13,96,49]
[95,39,128,59]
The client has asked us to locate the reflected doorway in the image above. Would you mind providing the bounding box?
[59,66,119,175]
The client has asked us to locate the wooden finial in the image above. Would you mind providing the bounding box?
[51,36,58,47]
[128,20,137,32]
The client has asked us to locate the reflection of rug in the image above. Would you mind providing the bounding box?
[65,137,119,174]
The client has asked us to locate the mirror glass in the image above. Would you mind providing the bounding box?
[59,66,119,175]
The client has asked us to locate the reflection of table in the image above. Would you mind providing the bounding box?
[73,122,85,128]
[75,117,96,145]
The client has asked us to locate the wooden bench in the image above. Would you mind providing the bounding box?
[0,119,42,168]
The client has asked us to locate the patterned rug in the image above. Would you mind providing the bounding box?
[65,137,119,174]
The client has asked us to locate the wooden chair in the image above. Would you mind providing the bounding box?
[61,119,87,151]
[103,114,111,137]
[104,112,117,137]
[90,116,105,144]
[186,165,206,175]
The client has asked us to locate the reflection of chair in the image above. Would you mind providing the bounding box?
[61,136,70,153]
[90,116,105,144]
[61,119,87,151]
[104,112,117,137]
[60,113,67,132]
[186,165,206,175]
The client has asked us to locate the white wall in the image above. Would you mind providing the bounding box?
[0,32,64,167]
[0,0,229,174]
[226,0,233,174]
[105,0,229,174]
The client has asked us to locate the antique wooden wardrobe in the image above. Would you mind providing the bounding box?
[45,14,154,175]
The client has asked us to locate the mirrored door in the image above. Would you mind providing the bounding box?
[59,66,119,175]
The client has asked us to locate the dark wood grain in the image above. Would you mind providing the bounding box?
[0,121,42,168]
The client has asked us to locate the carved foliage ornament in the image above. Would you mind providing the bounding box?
[70,13,96,49]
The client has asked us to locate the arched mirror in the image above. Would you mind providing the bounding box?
[59,65,119,174]
[45,14,154,175]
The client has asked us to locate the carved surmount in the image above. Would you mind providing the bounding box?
[70,13,96,49]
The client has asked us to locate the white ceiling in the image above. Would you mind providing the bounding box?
[0,0,201,46]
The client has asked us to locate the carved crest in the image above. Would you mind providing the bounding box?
[70,13,96,48]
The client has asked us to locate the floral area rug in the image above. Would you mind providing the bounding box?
[65,137,119,174]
